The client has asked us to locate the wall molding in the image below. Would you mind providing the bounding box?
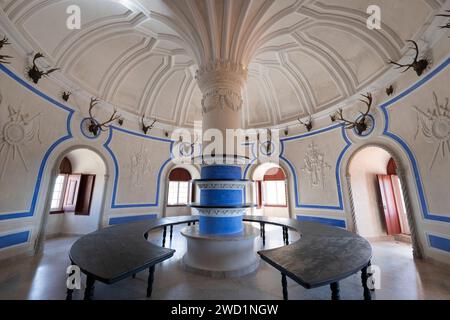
[380,56,450,223]
[103,126,174,209]
[0,64,74,221]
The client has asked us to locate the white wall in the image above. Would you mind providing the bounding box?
[45,149,106,236]
[349,147,391,238]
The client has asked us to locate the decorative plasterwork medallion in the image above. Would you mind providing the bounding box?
[414,92,450,170]
[301,142,331,190]
[195,207,247,217]
[127,144,153,187]
[0,93,42,180]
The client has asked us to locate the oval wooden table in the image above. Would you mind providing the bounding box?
[68,215,372,300]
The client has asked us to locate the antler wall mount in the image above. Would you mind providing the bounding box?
[331,93,374,136]
[87,97,121,137]
[0,36,12,64]
[389,40,429,77]
[141,116,157,135]
[298,116,313,132]
[27,53,59,84]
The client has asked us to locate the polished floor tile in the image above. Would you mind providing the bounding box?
[0,224,449,300]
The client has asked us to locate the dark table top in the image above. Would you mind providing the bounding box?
[69,216,197,284]
[70,215,371,288]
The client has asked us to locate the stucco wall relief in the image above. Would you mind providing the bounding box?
[0,91,42,180]
[414,92,450,170]
[301,142,331,190]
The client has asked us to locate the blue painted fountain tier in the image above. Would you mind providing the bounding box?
[199,216,244,235]
[200,189,243,207]
[201,165,242,180]
[198,165,245,235]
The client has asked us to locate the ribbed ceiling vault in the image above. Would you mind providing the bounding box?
[0,0,447,128]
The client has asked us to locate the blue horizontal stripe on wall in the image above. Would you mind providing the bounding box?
[296,215,346,228]
[109,214,158,226]
[0,231,30,249]
[428,234,450,253]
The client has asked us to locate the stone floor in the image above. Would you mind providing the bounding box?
[1,224,450,300]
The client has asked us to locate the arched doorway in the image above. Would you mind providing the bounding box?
[164,165,200,217]
[42,148,107,242]
[252,163,289,218]
[348,146,413,252]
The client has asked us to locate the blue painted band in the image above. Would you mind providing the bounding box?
[0,65,74,221]
[279,124,351,211]
[428,234,450,253]
[201,165,242,180]
[109,214,158,226]
[200,189,243,206]
[104,127,173,209]
[199,215,243,235]
[296,215,347,228]
[380,56,450,223]
[0,231,30,249]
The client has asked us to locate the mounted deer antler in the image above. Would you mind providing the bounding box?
[331,93,373,136]
[386,85,394,96]
[62,91,72,102]
[27,53,59,84]
[389,40,429,77]
[0,36,12,64]
[436,10,450,29]
[141,116,157,135]
[298,115,313,132]
[87,97,121,136]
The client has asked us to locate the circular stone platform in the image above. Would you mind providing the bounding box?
[181,224,260,278]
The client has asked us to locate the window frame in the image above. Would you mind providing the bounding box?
[263,180,288,208]
[167,181,191,207]
[50,174,68,214]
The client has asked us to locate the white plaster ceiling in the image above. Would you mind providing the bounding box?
[0,0,446,128]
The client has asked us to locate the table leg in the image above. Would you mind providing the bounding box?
[83,276,95,300]
[262,223,266,246]
[285,228,289,245]
[260,222,263,237]
[132,274,136,279]
[188,222,191,226]
[162,226,167,247]
[330,282,340,300]
[170,225,174,241]
[281,273,288,301]
[361,264,372,300]
[147,265,155,298]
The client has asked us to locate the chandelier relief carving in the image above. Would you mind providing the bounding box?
[0,91,42,181]
[414,92,450,170]
[301,142,331,190]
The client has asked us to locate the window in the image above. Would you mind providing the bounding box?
[51,174,67,211]
[168,181,190,205]
[262,167,287,207]
[264,181,287,206]
[168,168,192,206]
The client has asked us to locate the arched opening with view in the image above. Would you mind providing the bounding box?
[251,163,289,218]
[164,166,200,217]
[348,146,413,254]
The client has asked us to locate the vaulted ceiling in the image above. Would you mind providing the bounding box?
[1,0,445,128]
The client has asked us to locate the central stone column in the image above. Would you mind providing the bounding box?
[181,61,259,277]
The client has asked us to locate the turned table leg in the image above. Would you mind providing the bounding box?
[170,225,174,241]
[147,265,156,298]
[281,273,288,301]
[162,226,167,247]
[330,282,340,300]
[361,263,372,300]
[84,276,95,300]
